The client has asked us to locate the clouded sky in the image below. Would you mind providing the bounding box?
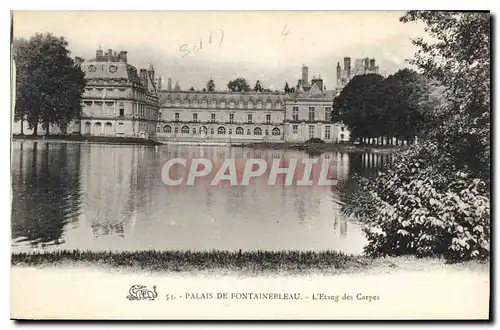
[13,11,428,91]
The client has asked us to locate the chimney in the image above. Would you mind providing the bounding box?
[336,62,341,81]
[370,58,376,70]
[118,51,128,63]
[140,69,148,89]
[156,77,162,90]
[107,49,113,61]
[96,49,103,60]
[344,57,351,78]
[311,77,323,91]
[301,65,309,87]
[364,57,370,71]
[167,77,172,91]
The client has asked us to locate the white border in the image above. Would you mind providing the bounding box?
[2,2,498,329]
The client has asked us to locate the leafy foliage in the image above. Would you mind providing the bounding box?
[227,77,251,92]
[343,11,491,262]
[206,78,215,92]
[345,142,490,261]
[13,33,86,135]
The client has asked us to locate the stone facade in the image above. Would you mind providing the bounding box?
[284,84,349,143]
[157,78,350,143]
[156,91,286,142]
[78,48,160,138]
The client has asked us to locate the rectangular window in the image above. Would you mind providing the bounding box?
[117,122,124,134]
[292,106,299,121]
[309,125,315,138]
[325,126,331,140]
[266,114,271,124]
[175,112,179,121]
[229,113,234,123]
[292,125,298,134]
[211,113,216,122]
[309,107,315,121]
[247,114,252,123]
[193,113,198,122]
[325,107,331,121]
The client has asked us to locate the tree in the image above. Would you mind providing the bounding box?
[401,11,490,182]
[253,80,263,92]
[13,33,86,135]
[174,81,181,91]
[227,77,250,92]
[206,78,215,92]
[284,82,290,93]
[332,73,385,142]
[202,87,207,92]
[189,86,195,91]
[342,11,491,261]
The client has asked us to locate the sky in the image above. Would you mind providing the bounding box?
[13,11,428,91]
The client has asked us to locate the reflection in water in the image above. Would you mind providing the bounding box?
[11,142,82,248]
[11,141,393,255]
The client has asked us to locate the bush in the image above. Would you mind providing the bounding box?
[305,138,324,144]
[344,141,490,262]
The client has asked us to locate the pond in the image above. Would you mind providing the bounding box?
[11,141,391,255]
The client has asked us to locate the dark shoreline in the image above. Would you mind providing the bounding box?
[12,134,163,146]
[234,142,404,154]
[12,134,404,153]
[11,250,369,274]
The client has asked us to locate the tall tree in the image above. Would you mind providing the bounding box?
[227,77,250,92]
[253,80,263,92]
[284,82,290,93]
[401,11,490,181]
[206,78,215,92]
[13,33,85,135]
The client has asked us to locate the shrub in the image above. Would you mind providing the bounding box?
[305,138,324,144]
[344,141,490,262]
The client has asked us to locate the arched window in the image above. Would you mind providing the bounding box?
[94,122,102,135]
[236,127,244,135]
[254,127,262,135]
[272,127,280,136]
[84,122,91,135]
[181,126,190,134]
[217,126,226,135]
[163,125,172,133]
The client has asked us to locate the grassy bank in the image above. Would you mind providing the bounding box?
[11,250,370,274]
[235,142,404,154]
[12,134,163,146]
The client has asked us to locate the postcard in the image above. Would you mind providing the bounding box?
[10,10,491,320]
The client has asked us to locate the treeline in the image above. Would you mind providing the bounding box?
[193,78,297,93]
[13,33,86,135]
[332,69,443,145]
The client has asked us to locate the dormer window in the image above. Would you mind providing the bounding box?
[257,102,262,109]
[266,102,272,109]
[211,100,216,108]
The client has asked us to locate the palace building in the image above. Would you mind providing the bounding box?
[77,48,160,138]
[12,47,352,143]
[156,91,286,142]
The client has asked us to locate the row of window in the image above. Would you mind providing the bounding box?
[292,106,332,121]
[169,112,276,124]
[165,99,282,110]
[159,125,281,136]
[291,124,344,140]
